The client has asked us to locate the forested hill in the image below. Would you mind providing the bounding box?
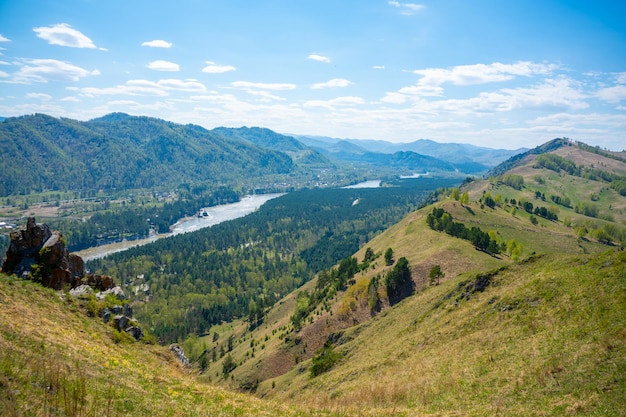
[0,113,296,196]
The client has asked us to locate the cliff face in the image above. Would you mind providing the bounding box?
[1,217,108,290]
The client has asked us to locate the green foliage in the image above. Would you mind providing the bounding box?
[426,207,500,255]
[367,275,380,310]
[384,248,394,266]
[0,113,295,197]
[222,354,236,376]
[500,174,525,190]
[534,153,580,175]
[429,265,444,286]
[385,257,413,304]
[310,345,342,377]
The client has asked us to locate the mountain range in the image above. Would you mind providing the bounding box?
[0,113,523,197]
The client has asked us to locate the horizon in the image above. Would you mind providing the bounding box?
[0,1,625,151]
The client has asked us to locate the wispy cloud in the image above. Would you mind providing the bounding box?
[141,40,172,48]
[372,65,385,70]
[147,60,180,72]
[311,78,352,89]
[231,81,296,90]
[388,1,426,15]
[202,61,236,73]
[26,93,52,100]
[9,58,96,83]
[0,34,10,42]
[71,78,207,97]
[308,54,331,63]
[414,61,557,86]
[33,23,103,49]
[303,96,365,109]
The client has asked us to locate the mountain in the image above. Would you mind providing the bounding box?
[198,138,625,415]
[0,113,297,196]
[295,134,526,168]
[211,126,334,169]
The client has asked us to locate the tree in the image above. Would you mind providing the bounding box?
[384,248,394,266]
[429,265,444,286]
[363,247,375,263]
[222,353,236,376]
[460,191,470,205]
[450,188,460,201]
[385,257,413,304]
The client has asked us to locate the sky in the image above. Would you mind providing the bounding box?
[0,0,625,150]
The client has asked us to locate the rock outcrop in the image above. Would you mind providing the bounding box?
[1,217,114,291]
[2,217,146,342]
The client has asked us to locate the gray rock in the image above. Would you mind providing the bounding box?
[123,303,133,318]
[69,284,93,297]
[111,305,123,315]
[96,286,126,301]
[125,326,143,341]
[113,315,129,331]
[101,307,111,323]
[169,344,190,367]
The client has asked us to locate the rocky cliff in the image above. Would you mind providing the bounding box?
[1,217,112,291]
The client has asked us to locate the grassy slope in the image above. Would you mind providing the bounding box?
[268,250,626,416]
[0,275,347,417]
[204,143,626,416]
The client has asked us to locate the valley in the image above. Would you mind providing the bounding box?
[1,115,625,416]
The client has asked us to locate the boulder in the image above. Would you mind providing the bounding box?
[101,307,111,323]
[96,286,125,301]
[125,326,144,341]
[169,344,190,367]
[123,303,133,318]
[111,305,123,315]
[113,315,129,331]
[69,284,93,297]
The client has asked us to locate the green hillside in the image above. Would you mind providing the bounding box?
[195,140,626,416]
[0,113,295,196]
[0,273,346,416]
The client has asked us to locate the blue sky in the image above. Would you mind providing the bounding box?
[0,0,624,150]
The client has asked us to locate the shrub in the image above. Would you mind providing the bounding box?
[310,345,341,377]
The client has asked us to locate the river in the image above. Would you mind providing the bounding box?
[75,193,283,261]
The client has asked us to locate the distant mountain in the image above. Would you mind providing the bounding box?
[0,113,295,196]
[295,134,525,169]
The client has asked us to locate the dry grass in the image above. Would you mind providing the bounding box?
[265,250,626,416]
[0,275,352,416]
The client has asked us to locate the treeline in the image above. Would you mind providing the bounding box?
[426,207,500,255]
[534,153,626,196]
[88,177,460,342]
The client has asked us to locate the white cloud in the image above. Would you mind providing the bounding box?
[414,61,557,86]
[311,78,352,89]
[596,85,626,103]
[388,1,426,15]
[304,96,365,109]
[147,60,180,71]
[26,93,52,100]
[141,40,172,48]
[308,54,331,63]
[372,65,385,70]
[231,81,296,90]
[0,34,10,42]
[10,58,93,83]
[202,61,236,73]
[74,78,207,97]
[33,23,99,49]
[60,96,80,102]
